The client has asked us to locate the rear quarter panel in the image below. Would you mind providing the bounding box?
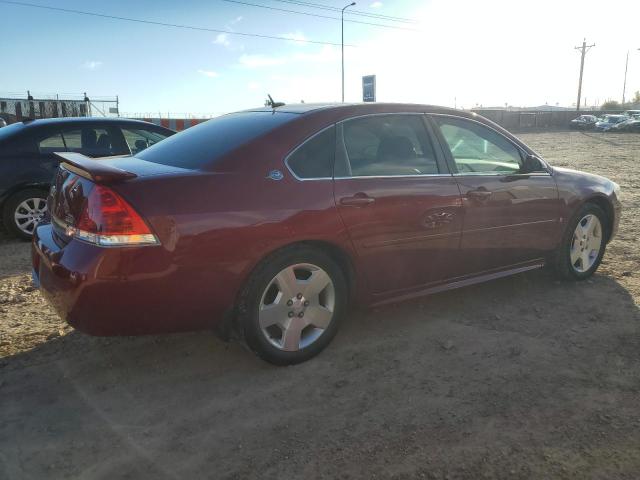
[112,164,354,330]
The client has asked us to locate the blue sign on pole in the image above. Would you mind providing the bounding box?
[362,75,376,102]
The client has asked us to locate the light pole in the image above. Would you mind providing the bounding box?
[341,2,355,103]
[622,51,629,107]
[622,48,640,107]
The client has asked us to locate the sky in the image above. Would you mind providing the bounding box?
[1,0,639,116]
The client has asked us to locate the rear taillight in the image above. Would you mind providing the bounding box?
[65,185,159,246]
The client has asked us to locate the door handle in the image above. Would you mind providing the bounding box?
[467,189,492,200]
[340,193,375,207]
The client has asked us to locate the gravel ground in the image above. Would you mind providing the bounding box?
[1,131,639,480]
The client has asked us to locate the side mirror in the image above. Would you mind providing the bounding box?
[521,154,543,174]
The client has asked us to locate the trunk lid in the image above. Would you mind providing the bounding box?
[49,153,189,237]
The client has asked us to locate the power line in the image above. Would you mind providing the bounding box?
[222,0,420,31]
[0,0,353,46]
[270,0,418,24]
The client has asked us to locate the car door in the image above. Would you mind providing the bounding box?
[430,114,561,274]
[333,113,463,295]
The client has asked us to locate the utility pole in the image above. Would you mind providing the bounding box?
[341,2,355,103]
[575,39,595,112]
[622,50,629,107]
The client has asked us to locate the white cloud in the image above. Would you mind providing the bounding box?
[293,45,339,63]
[279,31,308,45]
[237,45,339,70]
[370,1,383,8]
[197,69,219,78]
[238,54,286,68]
[213,33,230,47]
[82,60,102,70]
[247,81,261,91]
[231,16,243,25]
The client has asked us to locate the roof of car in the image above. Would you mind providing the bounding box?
[245,102,461,115]
[17,117,171,129]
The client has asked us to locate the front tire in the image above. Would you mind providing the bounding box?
[238,246,348,365]
[2,189,48,240]
[551,203,607,280]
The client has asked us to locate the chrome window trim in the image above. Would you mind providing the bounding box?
[451,172,552,177]
[284,124,336,182]
[429,113,553,175]
[334,173,453,180]
[336,112,444,180]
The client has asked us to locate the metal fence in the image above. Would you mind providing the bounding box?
[471,109,627,131]
[0,97,91,123]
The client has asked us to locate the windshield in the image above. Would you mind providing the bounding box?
[136,111,297,169]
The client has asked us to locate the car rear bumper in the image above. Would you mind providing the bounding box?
[32,221,232,336]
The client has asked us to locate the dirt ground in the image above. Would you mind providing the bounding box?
[1,131,639,480]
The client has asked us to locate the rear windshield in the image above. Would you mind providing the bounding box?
[135,111,297,169]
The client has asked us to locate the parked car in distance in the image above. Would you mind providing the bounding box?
[594,114,627,132]
[0,117,174,238]
[610,114,640,133]
[32,103,622,365]
[570,114,597,129]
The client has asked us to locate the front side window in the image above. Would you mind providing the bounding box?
[122,128,170,155]
[340,115,439,177]
[435,117,522,174]
[286,126,335,179]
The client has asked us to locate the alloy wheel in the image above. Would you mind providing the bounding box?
[570,214,602,273]
[14,197,47,235]
[259,263,336,352]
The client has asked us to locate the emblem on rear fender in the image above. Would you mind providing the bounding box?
[267,170,284,181]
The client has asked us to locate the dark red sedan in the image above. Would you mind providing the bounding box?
[32,103,622,364]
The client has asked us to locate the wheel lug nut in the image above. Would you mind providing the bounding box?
[288,311,294,318]
[304,301,309,307]
[296,293,303,299]
[287,300,293,306]
[298,312,304,318]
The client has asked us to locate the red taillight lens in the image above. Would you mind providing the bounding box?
[70,185,158,246]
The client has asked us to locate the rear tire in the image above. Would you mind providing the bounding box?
[2,189,48,240]
[238,246,348,365]
[551,202,607,281]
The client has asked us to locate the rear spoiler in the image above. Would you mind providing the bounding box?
[54,152,137,183]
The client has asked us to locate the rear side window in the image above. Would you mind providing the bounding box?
[286,126,335,179]
[37,126,128,157]
[136,111,297,169]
